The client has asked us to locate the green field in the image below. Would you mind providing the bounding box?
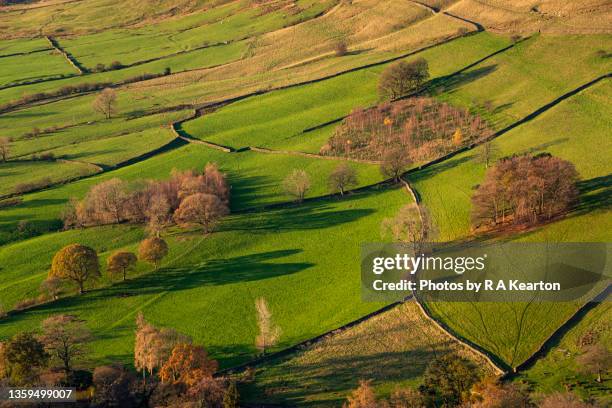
[0,184,408,368]
[0,0,610,403]
[516,302,611,406]
[0,160,98,197]
[412,73,612,369]
[0,49,77,88]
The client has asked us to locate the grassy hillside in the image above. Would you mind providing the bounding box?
[516,302,611,406]
[242,301,495,406]
[0,0,610,401]
[0,185,409,368]
[414,78,612,368]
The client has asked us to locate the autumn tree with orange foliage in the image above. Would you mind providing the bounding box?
[134,312,190,380]
[159,343,218,387]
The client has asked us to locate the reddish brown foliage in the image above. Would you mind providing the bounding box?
[173,193,229,233]
[471,153,579,229]
[159,343,218,387]
[64,164,230,232]
[324,98,492,162]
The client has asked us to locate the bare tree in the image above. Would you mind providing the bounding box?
[80,178,128,225]
[381,203,432,254]
[328,163,358,196]
[92,88,117,119]
[39,314,92,374]
[39,277,65,301]
[254,297,281,355]
[283,169,311,202]
[380,148,411,182]
[173,193,229,233]
[0,137,10,162]
[477,141,500,169]
[146,193,171,237]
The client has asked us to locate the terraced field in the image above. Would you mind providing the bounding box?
[0,0,610,405]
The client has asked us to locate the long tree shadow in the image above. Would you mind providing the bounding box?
[426,65,497,95]
[244,348,442,407]
[574,174,611,214]
[1,250,312,325]
[406,154,475,184]
[105,249,313,297]
[223,201,375,233]
[227,173,280,211]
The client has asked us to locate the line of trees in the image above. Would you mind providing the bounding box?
[45,237,169,297]
[471,153,579,229]
[343,350,609,407]
[322,97,493,163]
[63,163,230,236]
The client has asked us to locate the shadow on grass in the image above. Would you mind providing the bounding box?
[228,173,279,211]
[223,200,375,233]
[575,174,611,214]
[243,348,442,407]
[0,249,312,325]
[427,65,497,96]
[406,154,475,184]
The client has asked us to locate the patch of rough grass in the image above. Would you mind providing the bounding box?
[242,301,495,407]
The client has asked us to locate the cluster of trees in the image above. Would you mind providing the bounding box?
[132,313,239,407]
[0,314,91,387]
[0,313,240,408]
[344,351,609,408]
[471,153,579,229]
[34,237,167,300]
[378,58,430,101]
[322,97,492,163]
[63,163,230,236]
[93,61,124,73]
